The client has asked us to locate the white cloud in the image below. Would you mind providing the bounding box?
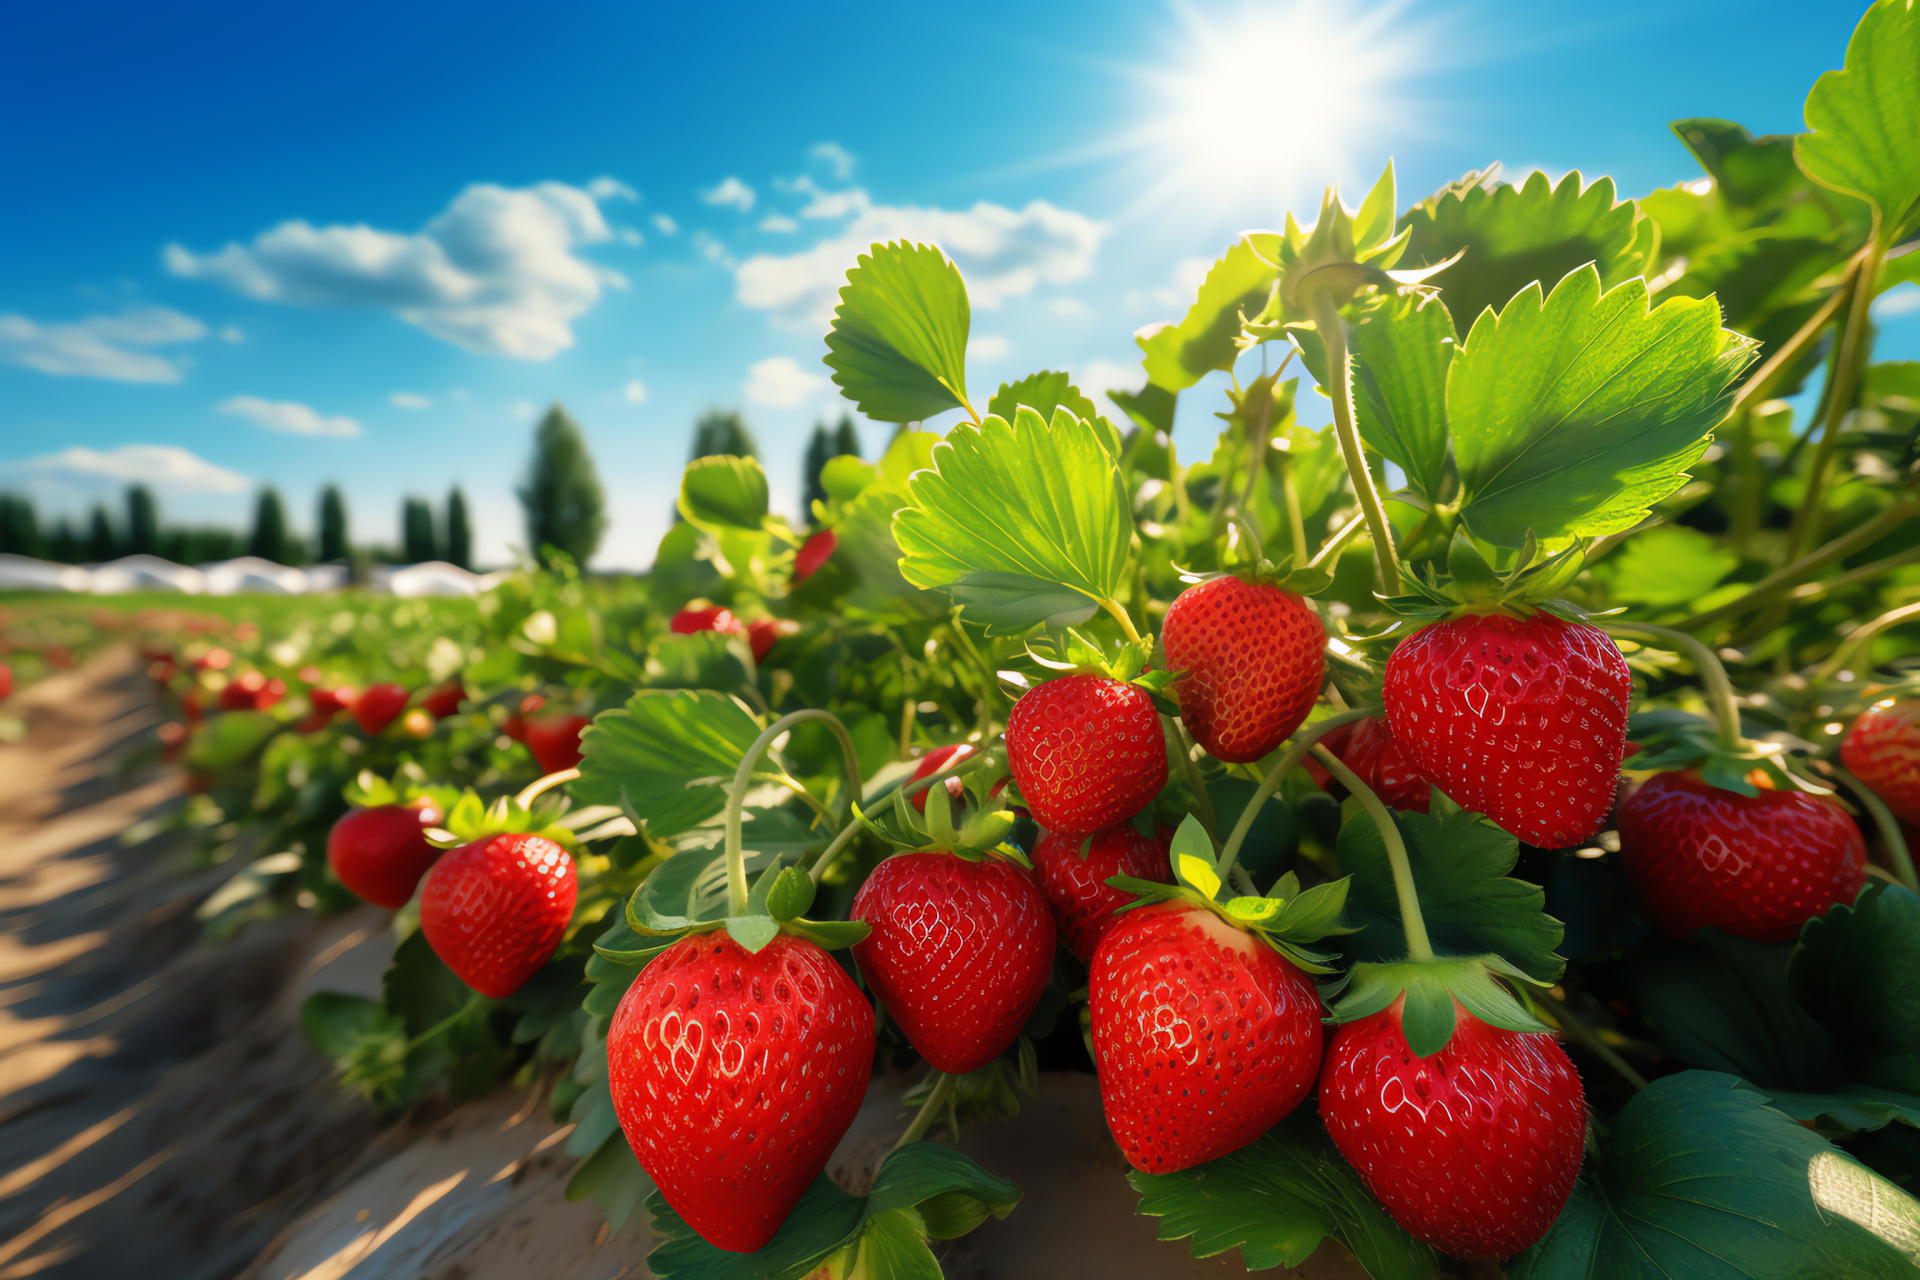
[625,379,646,403]
[0,444,249,500]
[968,335,1010,360]
[587,176,638,202]
[390,391,432,409]
[811,143,856,180]
[1078,359,1143,424]
[701,176,756,212]
[735,198,1108,326]
[692,230,737,269]
[744,355,826,407]
[782,176,871,220]
[617,226,645,246]
[653,213,679,235]
[0,306,206,383]
[759,214,799,233]
[513,399,540,420]
[165,182,623,360]
[219,395,362,437]
[1874,284,1920,318]
[1051,297,1089,316]
[220,325,245,343]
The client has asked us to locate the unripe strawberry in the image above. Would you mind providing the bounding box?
[1006,674,1167,836]
[1033,823,1172,960]
[420,833,576,998]
[1160,575,1326,763]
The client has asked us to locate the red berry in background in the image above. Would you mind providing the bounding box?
[0,663,10,700]
[793,528,836,582]
[1160,575,1326,763]
[300,684,356,733]
[420,833,577,998]
[746,617,779,663]
[218,671,286,711]
[502,692,545,742]
[421,680,467,720]
[181,686,205,726]
[158,721,188,763]
[326,800,445,909]
[907,743,974,812]
[1319,1002,1585,1260]
[1006,674,1168,837]
[524,713,590,774]
[352,682,411,735]
[671,605,743,638]
[1383,611,1630,848]
[1309,717,1433,813]
[851,852,1055,1073]
[193,647,231,671]
[1033,823,1172,960]
[1842,698,1920,823]
[1090,903,1322,1172]
[1616,769,1867,943]
[607,932,874,1253]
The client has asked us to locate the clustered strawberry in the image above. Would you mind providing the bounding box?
[1005,673,1166,836]
[326,798,444,908]
[420,832,577,998]
[1160,574,1325,763]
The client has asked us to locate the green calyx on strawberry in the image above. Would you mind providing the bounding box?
[1379,527,1591,624]
[614,841,868,967]
[1623,706,1806,799]
[1004,625,1176,714]
[1109,815,1351,973]
[853,749,1023,866]
[419,780,579,854]
[1328,953,1553,1058]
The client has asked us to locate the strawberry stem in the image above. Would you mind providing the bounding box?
[513,766,580,812]
[808,747,985,885]
[1812,601,1920,685]
[892,1071,954,1152]
[1601,622,1744,751]
[1214,709,1373,884]
[725,710,861,914]
[1166,717,1221,852]
[1531,988,1648,1091]
[1829,763,1920,894]
[1786,239,1883,562]
[1310,744,1434,963]
[1100,597,1143,646]
[1307,289,1400,594]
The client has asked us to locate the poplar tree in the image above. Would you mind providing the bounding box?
[518,404,606,569]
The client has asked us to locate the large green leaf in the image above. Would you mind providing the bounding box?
[1791,883,1920,1095]
[1347,291,1455,504]
[987,370,1097,429]
[893,405,1132,632]
[1400,170,1655,331]
[1137,235,1279,391]
[1592,524,1737,607]
[1621,931,1833,1091]
[1128,1109,1434,1278]
[572,690,762,839]
[1447,267,1756,547]
[679,455,770,530]
[1797,0,1920,243]
[824,241,971,423]
[1510,1071,1920,1278]
[1335,793,1566,982]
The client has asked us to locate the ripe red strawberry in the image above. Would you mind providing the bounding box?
[420,833,577,997]
[1309,717,1433,812]
[745,616,781,663]
[502,692,545,742]
[671,604,741,637]
[907,743,974,812]
[1842,698,1920,823]
[1319,1001,1585,1260]
[421,680,467,720]
[1033,824,1172,960]
[1617,769,1866,942]
[0,663,10,700]
[219,670,287,711]
[852,852,1055,1073]
[327,799,445,908]
[1006,674,1167,836]
[1090,903,1322,1172]
[352,682,411,735]
[1160,575,1326,763]
[1383,612,1630,847]
[793,529,836,582]
[607,931,875,1253]
[524,713,590,774]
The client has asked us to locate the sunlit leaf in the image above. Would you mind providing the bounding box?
[1796,0,1920,242]
[573,690,762,839]
[1137,235,1279,391]
[824,241,971,423]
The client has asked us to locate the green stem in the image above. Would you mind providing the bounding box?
[1812,601,1920,684]
[725,710,860,914]
[891,1072,955,1152]
[1279,454,1307,563]
[1532,989,1648,1091]
[411,990,487,1048]
[1784,546,1920,609]
[1311,744,1433,962]
[1215,709,1373,884]
[1786,243,1883,561]
[1727,263,1856,420]
[1308,289,1400,594]
[1601,622,1744,751]
[1830,763,1920,894]
[808,749,986,885]
[1167,717,1221,852]
[1673,502,1920,631]
[1306,510,1369,572]
[513,766,580,811]
[1100,598,1144,647]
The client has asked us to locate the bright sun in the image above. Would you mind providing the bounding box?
[1127,1,1429,221]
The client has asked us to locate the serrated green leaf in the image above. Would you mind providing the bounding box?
[1509,1071,1920,1278]
[944,572,1100,635]
[679,455,770,530]
[1351,291,1455,503]
[1447,267,1756,547]
[1400,170,1654,331]
[1109,382,1176,436]
[893,406,1131,626]
[1128,1108,1434,1278]
[573,690,761,839]
[1751,1083,1920,1138]
[1138,235,1280,391]
[1335,798,1565,981]
[1796,0,1920,242]
[823,241,970,423]
[987,371,1098,429]
[1791,882,1920,1095]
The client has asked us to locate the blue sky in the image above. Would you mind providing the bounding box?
[1,0,1909,567]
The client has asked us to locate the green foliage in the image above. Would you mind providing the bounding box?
[317,483,350,562]
[445,485,471,569]
[125,485,157,556]
[574,689,763,838]
[679,456,770,530]
[986,370,1101,435]
[0,492,42,558]
[402,495,438,563]
[1591,524,1737,607]
[1791,884,1920,1095]
[824,241,971,423]
[248,487,296,564]
[803,415,862,517]
[1138,235,1279,391]
[1796,0,1920,242]
[519,403,607,568]
[690,408,760,461]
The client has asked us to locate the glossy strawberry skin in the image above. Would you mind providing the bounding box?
[1319,1003,1586,1260]
[1090,903,1323,1173]
[851,852,1055,1073]
[793,529,836,582]
[1617,769,1866,943]
[524,713,590,774]
[1384,612,1630,848]
[420,833,576,998]
[1006,674,1168,836]
[1161,576,1326,763]
[326,801,444,908]
[607,932,875,1253]
[907,743,974,813]
[352,682,411,735]
[1032,824,1172,960]
[1312,717,1433,813]
[1842,699,1920,823]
